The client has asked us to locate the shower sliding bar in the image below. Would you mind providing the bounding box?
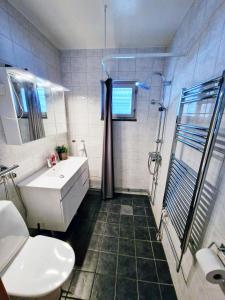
[159,71,225,272]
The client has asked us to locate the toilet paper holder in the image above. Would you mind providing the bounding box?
[208,242,225,257]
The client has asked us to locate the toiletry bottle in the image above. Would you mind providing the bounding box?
[51,153,57,166]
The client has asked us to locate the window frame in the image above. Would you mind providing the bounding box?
[101,80,137,121]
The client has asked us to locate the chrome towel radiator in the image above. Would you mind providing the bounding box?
[159,72,225,272]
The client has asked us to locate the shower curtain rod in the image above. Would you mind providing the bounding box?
[102,52,185,76]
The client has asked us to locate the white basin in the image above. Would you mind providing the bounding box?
[18,156,89,231]
[19,156,88,190]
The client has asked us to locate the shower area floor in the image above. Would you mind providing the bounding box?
[55,191,177,300]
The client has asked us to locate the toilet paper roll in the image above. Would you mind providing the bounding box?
[196,248,225,284]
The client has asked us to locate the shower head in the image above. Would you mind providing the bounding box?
[136,72,171,91]
[135,81,151,90]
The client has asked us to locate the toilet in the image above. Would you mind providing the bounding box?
[0,201,75,300]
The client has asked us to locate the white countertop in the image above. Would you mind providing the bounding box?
[18,156,88,190]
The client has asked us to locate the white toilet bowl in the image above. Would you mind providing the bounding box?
[0,201,75,299]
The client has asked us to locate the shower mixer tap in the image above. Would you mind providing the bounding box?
[148,152,162,175]
[149,152,162,162]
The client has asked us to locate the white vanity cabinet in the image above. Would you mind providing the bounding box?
[18,157,89,232]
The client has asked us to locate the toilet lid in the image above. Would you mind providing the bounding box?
[2,235,75,297]
[0,201,29,275]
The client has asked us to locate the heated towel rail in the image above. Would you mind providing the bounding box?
[159,72,225,272]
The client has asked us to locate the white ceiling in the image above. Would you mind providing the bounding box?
[9,0,194,50]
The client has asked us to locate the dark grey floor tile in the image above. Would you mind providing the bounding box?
[160,284,177,300]
[133,206,145,216]
[134,216,148,227]
[147,217,156,227]
[117,255,137,279]
[88,235,102,251]
[101,236,118,253]
[145,207,153,217]
[156,260,173,284]
[62,269,74,292]
[120,204,133,216]
[97,252,117,275]
[104,223,119,237]
[109,204,121,214]
[110,197,121,205]
[119,238,135,256]
[149,227,158,241]
[132,198,146,206]
[91,274,115,300]
[72,221,91,238]
[91,221,106,235]
[121,198,133,205]
[120,215,134,225]
[70,271,94,300]
[135,226,150,241]
[107,213,120,224]
[138,281,161,300]
[135,240,153,258]
[96,212,107,222]
[77,210,97,222]
[144,200,150,208]
[76,250,99,272]
[137,258,158,282]
[99,202,109,212]
[87,190,101,198]
[116,277,138,300]
[120,224,135,239]
[55,193,176,300]
[71,231,91,253]
[152,242,166,260]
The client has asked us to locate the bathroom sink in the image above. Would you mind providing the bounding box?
[18,156,89,231]
[19,156,88,189]
[45,167,66,178]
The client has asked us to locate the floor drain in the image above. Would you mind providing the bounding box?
[120,205,133,215]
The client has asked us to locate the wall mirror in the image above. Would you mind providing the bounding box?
[0,68,68,145]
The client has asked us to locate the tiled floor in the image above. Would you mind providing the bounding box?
[42,190,177,300]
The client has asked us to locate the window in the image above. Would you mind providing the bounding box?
[37,87,47,118]
[101,80,137,120]
[13,84,47,119]
[20,87,28,113]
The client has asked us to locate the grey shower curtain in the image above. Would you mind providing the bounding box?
[101,78,114,200]
[25,83,45,141]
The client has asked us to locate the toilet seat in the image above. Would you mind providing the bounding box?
[2,235,75,298]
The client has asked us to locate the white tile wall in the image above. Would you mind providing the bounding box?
[152,1,225,299]
[1,2,225,299]
[61,47,165,190]
[0,0,67,215]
